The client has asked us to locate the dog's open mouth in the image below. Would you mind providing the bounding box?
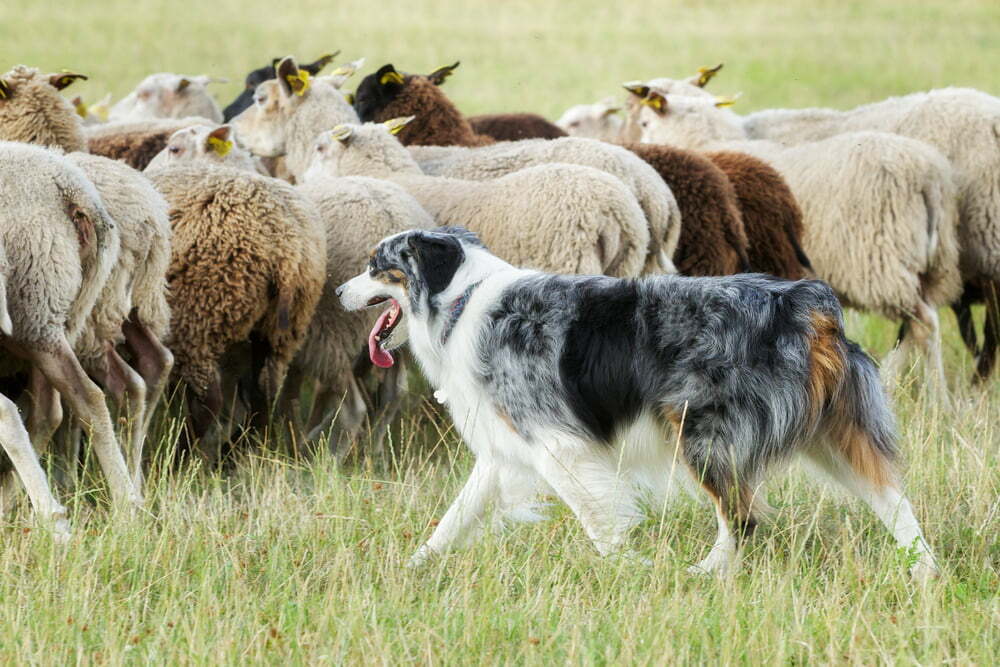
[368,298,402,368]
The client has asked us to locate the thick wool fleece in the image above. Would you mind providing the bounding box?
[314,125,649,278]
[704,150,811,280]
[468,113,567,141]
[86,118,207,170]
[411,137,681,274]
[724,134,962,318]
[0,66,86,152]
[146,163,325,400]
[66,153,172,367]
[372,76,493,147]
[0,143,119,349]
[743,88,1000,284]
[625,143,749,276]
[296,176,435,387]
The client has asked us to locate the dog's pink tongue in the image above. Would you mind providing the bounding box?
[368,305,396,368]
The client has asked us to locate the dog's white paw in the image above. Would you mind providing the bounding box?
[687,547,734,576]
[909,556,941,584]
[407,544,435,569]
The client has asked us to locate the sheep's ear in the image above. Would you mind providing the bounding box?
[714,93,740,108]
[303,51,340,75]
[71,96,87,118]
[640,90,667,113]
[344,92,355,105]
[276,56,310,97]
[206,125,234,156]
[622,81,651,99]
[330,124,354,145]
[330,57,364,79]
[50,72,88,90]
[0,78,10,100]
[176,77,191,92]
[383,116,415,135]
[427,62,460,86]
[694,63,723,88]
[377,64,405,87]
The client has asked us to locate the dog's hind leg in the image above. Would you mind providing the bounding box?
[409,458,499,567]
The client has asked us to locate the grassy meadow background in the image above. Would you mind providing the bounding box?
[2,0,999,662]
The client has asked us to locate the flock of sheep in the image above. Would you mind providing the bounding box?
[0,54,997,540]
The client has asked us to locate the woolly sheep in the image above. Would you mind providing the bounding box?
[144,162,326,457]
[305,119,650,278]
[146,124,268,174]
[109,73,226,123]
[467,113,567,141]
[222,52,361,121]
[411,138,681,274]
[0,65,87,151]
[353,69,751,277]
[64,153,173,489]
[0,142,140,508]
[629,93,963,396]
[558,96,811,280]
[86,117,210,170]
[232,56,359,180]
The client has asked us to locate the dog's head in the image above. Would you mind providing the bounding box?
[337,227,484,367]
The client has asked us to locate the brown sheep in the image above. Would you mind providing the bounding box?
[468,113,567,141]
[145,163,326,457]
[704,151,812,280]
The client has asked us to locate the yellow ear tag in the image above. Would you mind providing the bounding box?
[207,135,233,156]
[714,95,738,108]
[73,98,88,118]
[696,64,723,87]
[641,95,663,110]
[383,116,414,135]
[379,70,405,86]
[286,69,311,96]
[344,92,355,105]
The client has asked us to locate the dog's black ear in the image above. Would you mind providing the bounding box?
[407,232,464,295]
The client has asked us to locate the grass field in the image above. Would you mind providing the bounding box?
[2,0,1000,663]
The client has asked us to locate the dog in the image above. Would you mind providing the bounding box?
[337,227,939,579]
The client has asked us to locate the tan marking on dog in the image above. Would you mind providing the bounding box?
[835,422,893,488]
[806,312,847,423]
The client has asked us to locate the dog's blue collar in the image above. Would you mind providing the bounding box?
[440,281,483,346]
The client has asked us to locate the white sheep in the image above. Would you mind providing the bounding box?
[146,123,268,175]
[627,93,963,398]
[0,142,141,510]
[306,119,652,279]
[109,73,226,123]
[409,137,681,275]
[232,56,359,180]
[554,98,626,142]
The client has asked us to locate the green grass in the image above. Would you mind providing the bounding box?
[2,0,1000,663]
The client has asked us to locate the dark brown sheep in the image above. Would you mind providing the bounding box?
[468,113,567,141]
[704,151,812,280]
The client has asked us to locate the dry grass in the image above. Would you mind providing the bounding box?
[1,0,998,663]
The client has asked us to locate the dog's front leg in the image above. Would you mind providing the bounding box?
[409,458,499,567]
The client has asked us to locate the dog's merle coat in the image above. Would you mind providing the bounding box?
[338,228,938,578]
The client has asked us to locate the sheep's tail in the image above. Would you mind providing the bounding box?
[916,174,963,308]
[787,225,814,273]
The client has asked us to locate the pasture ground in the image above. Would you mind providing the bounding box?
[1,0,999,662]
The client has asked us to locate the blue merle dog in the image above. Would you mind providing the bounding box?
[337,227,938,579]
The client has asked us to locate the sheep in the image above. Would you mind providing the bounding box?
[109,73,226,123]
[0,65,88,151]
[145,119,432,451]
[222,52,359,121]
[144,162,326,458]
[63,153,173,490]
[0,141,141,508]
[305,119,651,279]
[86,117,210,171]
[467,113,567,141]
[146,123,268,174]
[232,56,359,182]
[627,92,963,397]
[352,66,751,277]
[69,93,112,126]
[411,138,681,274]
[558,96,811,280]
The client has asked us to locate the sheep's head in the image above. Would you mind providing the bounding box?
[555,98,624,141]
[109,73,225,123]
[148,124,245,170]
[302,117,414,182]
[0,65,88,151]
[230,56,308,158]
[622,84,744,148]
[221,51,342,122]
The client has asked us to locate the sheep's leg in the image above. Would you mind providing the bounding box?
[187,376,224,466]
[368,353,410,459]
[307,378,368,462]
[29,337,141,508]
[974,281,999,382]
[122,315,174,445]
[26,366,62,456]
[951,290,979,357]
[50,419,82,494]
[102,346,147,492]
[0,393,70,540]
[883,304,949,406]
